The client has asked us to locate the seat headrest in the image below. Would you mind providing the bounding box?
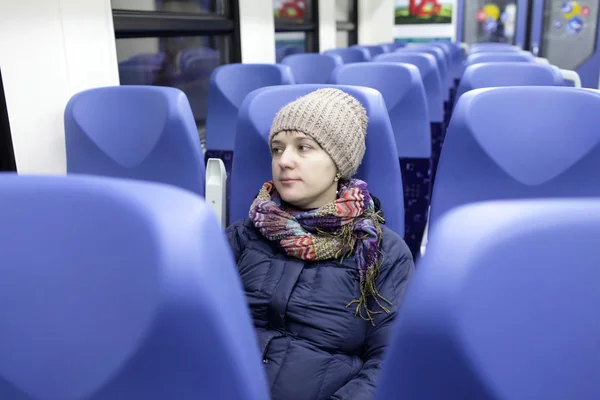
[330,62,431,158]
[281,53,343,84]
[373,52,444,122]
[455,62,564,102]
[378,199,600,399]
[323,47,371,63]
[205,63,295,151]
[430,86,600,228]
[230,84,405,237]
[64,86,205,196]
[0,174,268,400]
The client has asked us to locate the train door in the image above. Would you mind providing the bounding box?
[529,0,600,88]
[456,0,530,48]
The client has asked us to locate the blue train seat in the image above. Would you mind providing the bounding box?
[430,86,600,231]
[0,174,269,400]
[455,62,564,103]
[351,45,385,58]
[323,47,371,63]
[430,42,463,103]
[205,63,294,221]
[374,52,445,184]
[377,199,600,399]
[205,63,295,157]
[464,51,534,70]
[64,86,206,196]
[469,43,522,54]
[229,84,405,237]
[379,43,396,52]
[398,46,451,120]
[281,53,343,84]
[330,63,431,256]
[392,41,408,50]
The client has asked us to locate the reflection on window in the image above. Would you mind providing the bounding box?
[463,1,517,44]
[275,32,306,62]
[541,0,598,71]
[111,0,227,14]
[273,0,310,19]
[116,36,226,148]
[336,0,354,22]
[336,31,350,48]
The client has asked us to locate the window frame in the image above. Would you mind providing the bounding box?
[274,0,320,53]
[0,68,16,172]
[112,0,242,63]
[336,0,358,46]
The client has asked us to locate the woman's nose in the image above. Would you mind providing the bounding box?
[277,148,295,168]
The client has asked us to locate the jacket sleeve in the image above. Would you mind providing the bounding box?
[225,219,248,263]
[328,238,415,400]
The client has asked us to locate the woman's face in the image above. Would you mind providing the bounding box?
[271,130,338,209]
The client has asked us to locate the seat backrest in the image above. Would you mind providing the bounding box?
[398,46,450,100]
[64,86,206,196]
[455,62,564,102]
[352,45,385,58]
[281,53,343,84]
[430,86,600,229]
[469,43,521,54]
[0,174,269,400]
[465,51,534,68]
[374,52,444,123]
[330,63,431,159]
[379,43,396,53]
[230,84,405,237]
[205,63,295,152]
[323,47,371,63]
[377,199,600,399]
[429,42,461,81]
[392,41,407,50]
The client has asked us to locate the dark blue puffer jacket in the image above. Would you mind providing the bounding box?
[226,212,414,400]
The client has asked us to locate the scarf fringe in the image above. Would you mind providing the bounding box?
[320,210,391,326]
[345,211,392,326]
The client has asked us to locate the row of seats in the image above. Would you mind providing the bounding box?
[65,40,584,258]
[2,174,599,399]
[204,40,463,256]
[6,40,600,399]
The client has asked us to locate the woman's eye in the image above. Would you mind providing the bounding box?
[271,148,282,154]
[299,145,312,152]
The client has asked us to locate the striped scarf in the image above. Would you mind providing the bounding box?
[249,178,391,325]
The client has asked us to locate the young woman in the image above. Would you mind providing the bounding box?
[227,88,415,400]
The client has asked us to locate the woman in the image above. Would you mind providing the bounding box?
[227,88,414,400]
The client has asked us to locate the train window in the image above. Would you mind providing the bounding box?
[111,0,229,15]
[541,0,599,71]
[336,31,350,48]
[463,1,518,44]
[274,0,318,55]
[111,0,240,147]
[116,36,229,129]
[336,0,358,46]
[273,0,312,22]
[336,0,355,22]
[275,32,307,62]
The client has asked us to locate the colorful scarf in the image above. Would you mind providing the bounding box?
[249,178,391,325]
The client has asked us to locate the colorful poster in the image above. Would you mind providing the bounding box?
[273,0,307,18]
[394,0,453,25]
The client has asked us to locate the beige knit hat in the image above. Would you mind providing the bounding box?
[269,88,368,180]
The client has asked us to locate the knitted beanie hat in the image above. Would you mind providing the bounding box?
[269,88,368,180]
